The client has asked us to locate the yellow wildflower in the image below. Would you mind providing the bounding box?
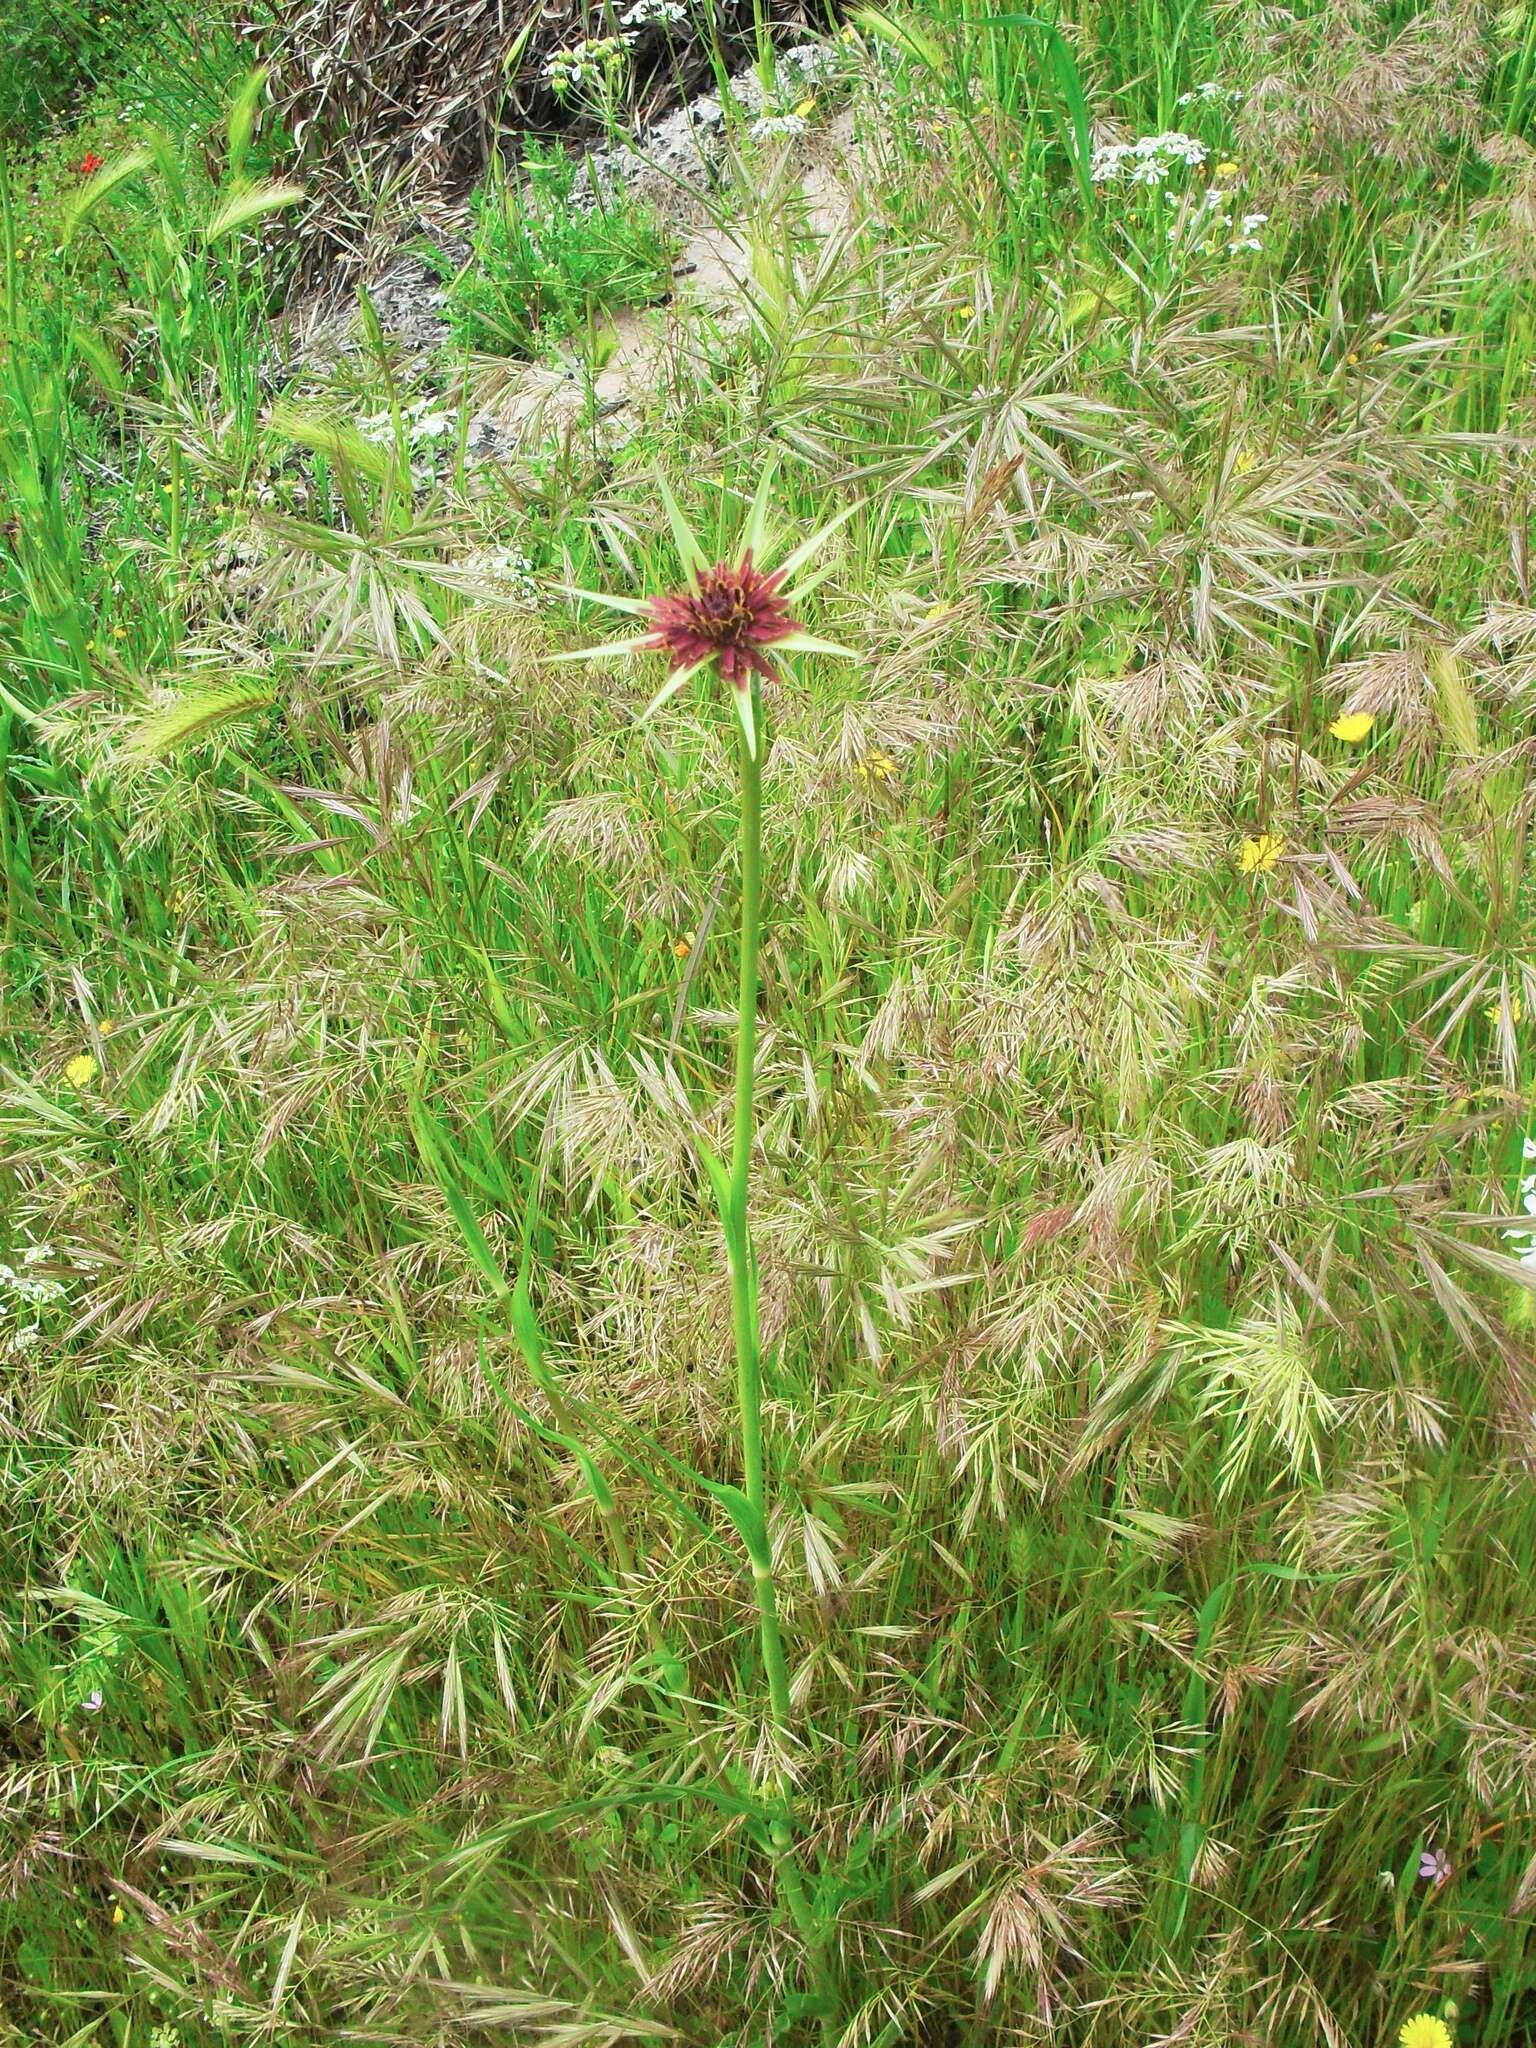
[924,600,954,621]
[111,1904,124,1925]
[1234,448,1257,474]
[1238,832,1284,875]
[793,98,815,119]
[1398,2018,1452,2048]
[856,750,899,784]
[1328,711,1375,743]
[64,1053,98,1088]
[1346,350,1360,365]
[1484,994,1522,1027]
[672,932,696,960]
[1215,160,1239,178]
[97,1018,116,1037]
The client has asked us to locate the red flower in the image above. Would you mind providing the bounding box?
[556,470,857,757]
[77,152,104,176]
[643,551,801,689]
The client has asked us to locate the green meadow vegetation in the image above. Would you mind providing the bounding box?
[4,1,1536,2042]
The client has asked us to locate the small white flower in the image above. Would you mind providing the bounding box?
[751,112,807,139]
[543,33,634,89]
[780,42,842,84]
[1094,130,1206,185]
[82,1690,104,1712]
[3,1269,65,1304]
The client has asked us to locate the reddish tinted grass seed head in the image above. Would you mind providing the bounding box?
[645,552,800,687]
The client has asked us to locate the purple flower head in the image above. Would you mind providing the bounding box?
[1418,1846,1450,1886]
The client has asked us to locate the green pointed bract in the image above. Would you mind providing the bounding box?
[547,631,651,665]
[656,472,708,587]
[741,461,779,565]
[731,679,758,760]
[774,630,859,662]
[774,499,862,582]
[638,655,712,726]
[559,584,652,617]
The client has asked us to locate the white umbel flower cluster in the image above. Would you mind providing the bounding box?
[1092,131,1208,185]
[543,35,634,92]
[0,1244,64,1304]
[1507,1137,1536,1270]
[1176,81,1243,108]
[1174,188,1269,256]
[778,42,844,87]
[1,1243,64,1359]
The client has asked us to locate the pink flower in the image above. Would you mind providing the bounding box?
[1418,1847,1451,1886]
[644,551,800,688]
[556,469,857,757]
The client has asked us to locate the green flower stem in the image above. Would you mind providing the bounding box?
[732,710,766,1523]
[729,695,838,2039]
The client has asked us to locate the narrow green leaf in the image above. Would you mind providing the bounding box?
[852,4,945,73]
[511,1259,548,1373]
[706,1479,770,1567]
[979,16,1093,206]
[407,1089,513,1301]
